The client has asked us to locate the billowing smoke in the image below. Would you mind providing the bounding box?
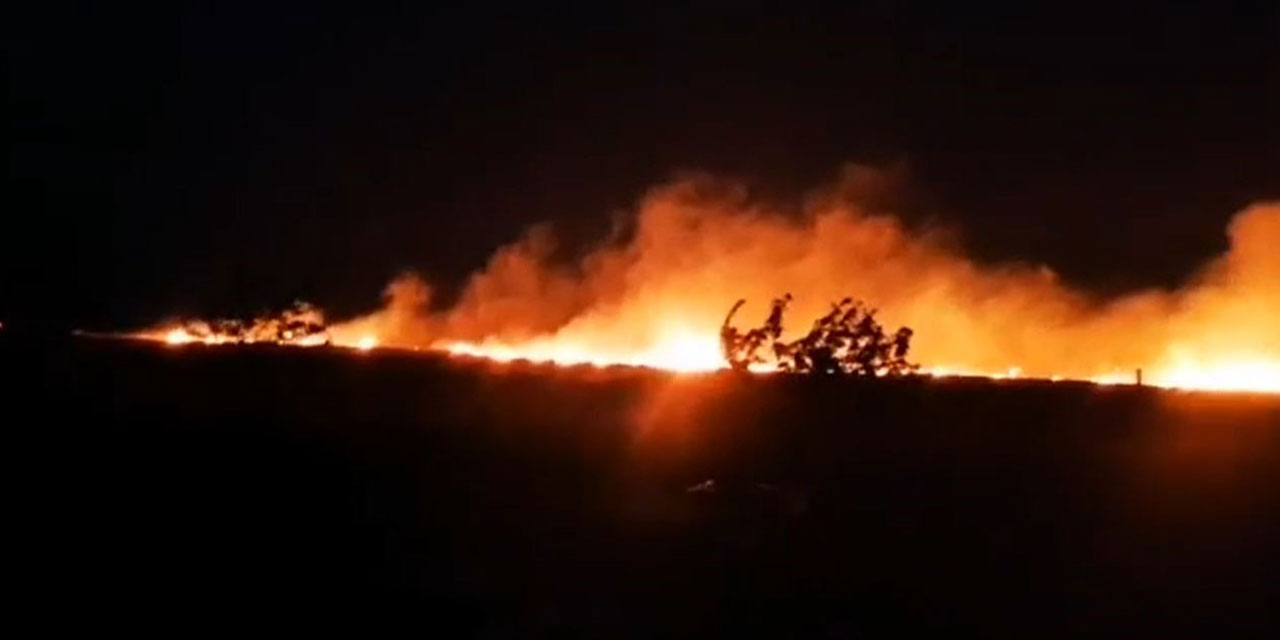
[329,166,1279,389]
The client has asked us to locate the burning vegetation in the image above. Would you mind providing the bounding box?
[147,302,378,352]
[125,168,1280,392]
[721,295,917,376]
[159,302,330,347]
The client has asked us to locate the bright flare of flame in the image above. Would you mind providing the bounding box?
[157,326,331,347]
[1149,358,1280,393]
[165,328,194,345]
[442,324,724,373]
[162,327,240,346]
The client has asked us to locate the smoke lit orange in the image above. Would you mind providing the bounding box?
[126,169,1280,393]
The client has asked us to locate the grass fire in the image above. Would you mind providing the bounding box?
[121,173,1280,393]
[19,4,1279,635]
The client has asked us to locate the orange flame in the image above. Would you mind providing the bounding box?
[130,169,1280,393]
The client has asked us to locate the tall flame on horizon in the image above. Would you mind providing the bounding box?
[143,167,1280,392]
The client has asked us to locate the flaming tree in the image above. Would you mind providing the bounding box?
[721,295,918,376]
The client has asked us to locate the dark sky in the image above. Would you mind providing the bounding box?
[5,1,1278,330]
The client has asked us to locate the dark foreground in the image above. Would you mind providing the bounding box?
[20,338,1280,636]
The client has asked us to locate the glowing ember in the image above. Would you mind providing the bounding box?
[165,328,195,345]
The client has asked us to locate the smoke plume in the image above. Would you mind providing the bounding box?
[328,166,1278,388]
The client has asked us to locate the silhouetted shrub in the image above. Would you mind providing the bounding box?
[721,295,918,376]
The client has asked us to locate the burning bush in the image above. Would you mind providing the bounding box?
[165,302,331,346]
[721,295,918,376]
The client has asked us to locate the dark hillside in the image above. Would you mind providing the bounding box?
[21,338,1280,636]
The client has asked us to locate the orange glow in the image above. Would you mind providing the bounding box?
[165,328,197,345]
[123,172,1280,394]
[441,324,724,373]
[145,305,367,350]
[147,321,369,350]
[1148,359,1280,393]
[161,326,237,346]
[141,318,1280,393]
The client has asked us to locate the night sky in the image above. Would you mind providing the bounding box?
[5,1,1277,331]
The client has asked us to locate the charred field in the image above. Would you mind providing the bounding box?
[23,337,1280,636]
